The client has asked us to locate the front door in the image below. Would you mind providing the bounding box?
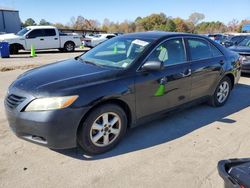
[25,29,44,50]
[135,38,191,119]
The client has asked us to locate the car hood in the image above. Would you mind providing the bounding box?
[0,33,21,41]
[229,46,250,54]
[10,58,119,96]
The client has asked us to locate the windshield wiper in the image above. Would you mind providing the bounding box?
[77,57,98,66]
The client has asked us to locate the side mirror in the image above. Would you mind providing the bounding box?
[141,61,164,71]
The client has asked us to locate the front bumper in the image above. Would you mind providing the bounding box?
[4,97,89,149]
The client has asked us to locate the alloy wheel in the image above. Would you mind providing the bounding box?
[217,81,230,103]
[90,112,121,147]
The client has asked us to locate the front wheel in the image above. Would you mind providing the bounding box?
[78,104,127,155]
[64,42,75,52]
[209,76,232,107]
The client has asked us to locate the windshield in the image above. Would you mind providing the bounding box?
[16,28,31,36]
[79,37,153,68]
[238,37,250,47]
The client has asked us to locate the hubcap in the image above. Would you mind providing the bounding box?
[217,81,229,103]
[66,44,73,51]
[90,112,121,147]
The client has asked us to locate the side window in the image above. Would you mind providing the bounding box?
[44,29,56,37]
[187,39,212,61]
[210,44,223,57]
[147,38,186,66]
[27,29,43,38]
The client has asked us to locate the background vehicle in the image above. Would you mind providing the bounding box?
[5,32,241,155]
[229,36,250,73]
[208,34,227,44]
[0,26,82,54]
[218,158,250,188]
[222,35,248,48]
[83,33,116,48]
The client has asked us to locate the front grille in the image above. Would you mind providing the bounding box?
[5,94,26,109]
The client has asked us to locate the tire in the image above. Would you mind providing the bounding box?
[64,42,75,52]
[9,44,19,54]
[78,104,127,155]
[209,76,232,107]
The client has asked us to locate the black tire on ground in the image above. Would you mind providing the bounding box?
[9,44,19,54]
[78,104,127,155]
[63,42,75,52]
[208,76,232,107]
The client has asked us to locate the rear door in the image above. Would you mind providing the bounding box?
[41,29,59,49]
[135,38,191,118]
[185,37,225,100]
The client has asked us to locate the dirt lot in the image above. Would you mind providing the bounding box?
[1,51,250,188]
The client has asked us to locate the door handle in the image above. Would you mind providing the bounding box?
[181,69,191,77]
[40,38,44,41]
[54,38,58,40]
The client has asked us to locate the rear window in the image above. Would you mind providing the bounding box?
[188,38,213,60]
[43,29,56,36]
[210,44,223,57]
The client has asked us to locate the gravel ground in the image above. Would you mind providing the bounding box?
[0,52,250,188]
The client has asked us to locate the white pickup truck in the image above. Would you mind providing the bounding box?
[0,26,82,54]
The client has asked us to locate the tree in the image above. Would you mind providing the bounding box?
[188,12,205,25]
[173,18,189,32]
[138,13,168,31]
[227,19,239,32]
[195,21,227,33]
[24,18,36,26]
[53,23,70,29]
[165,19,176,32]
[39,19,51,25]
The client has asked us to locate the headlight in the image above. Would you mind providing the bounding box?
[25,95,78,112]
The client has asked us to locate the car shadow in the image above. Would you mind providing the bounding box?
[17,49,88,55]
[52,83,250,160]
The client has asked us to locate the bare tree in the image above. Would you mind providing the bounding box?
[188,12,205,25]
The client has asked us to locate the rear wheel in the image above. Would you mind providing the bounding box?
[64,42,75,52]
[209,76,232,107]
[78,104,127,155]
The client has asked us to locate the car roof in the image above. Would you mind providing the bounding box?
[26,26,57,30]
[122,31,205,40]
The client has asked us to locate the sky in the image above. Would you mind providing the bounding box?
[1,0,250,25]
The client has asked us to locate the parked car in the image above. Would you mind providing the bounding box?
[4,32,241,154]
[222,35,248,48]
[208,34,227,44]
[229,36,250,73]
[83,33,116,48]
[0,26,82,54]
[218,158,250,188]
